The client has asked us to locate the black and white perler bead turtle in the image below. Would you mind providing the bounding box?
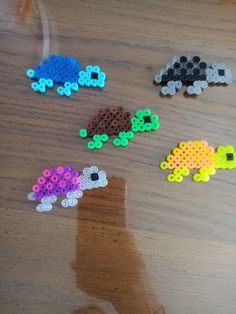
[153,56,232,96]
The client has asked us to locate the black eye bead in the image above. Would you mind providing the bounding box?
[143,116,151,123]
[226,153,234,161]
[91,72,98,79]
[218,69,225,76]
[90,173,99,181]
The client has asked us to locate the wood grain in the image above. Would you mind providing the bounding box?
[0,0,236,313]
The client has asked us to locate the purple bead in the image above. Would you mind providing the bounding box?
[64,165,72,172]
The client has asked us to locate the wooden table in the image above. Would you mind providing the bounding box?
[1,0,236,313]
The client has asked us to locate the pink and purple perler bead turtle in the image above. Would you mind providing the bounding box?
[27,165,108,212]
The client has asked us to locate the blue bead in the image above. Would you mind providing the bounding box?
[45,79,53,88]
[64,87,71,96]
[57,86,64,96]
[31,82,39,91]
[38,84,46,93]
[26,69,35,78]
[71,83,79,91]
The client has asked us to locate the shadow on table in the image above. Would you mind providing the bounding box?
[71,176,165,314]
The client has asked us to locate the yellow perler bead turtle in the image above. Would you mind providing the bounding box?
[160,140,236,182]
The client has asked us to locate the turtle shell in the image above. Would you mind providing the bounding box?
[86,106,132,137]
[31,166,81,200]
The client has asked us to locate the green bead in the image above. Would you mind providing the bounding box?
[151,114,158,122]
[113,138,121,147]
[95,141,103,149]
[139,125,146,132]
[120,138,129,147]
[87,141,95,149]
[118,132,127,139]
[79,129,88,138]
[126,131,134,139]
[132,124,139,132]
[100,134,109,142]
[135,110,144,118]
[152,122,160,130]
[143,108,151,116]
[145,124,152,131]
[93,134,101,141]
[131,117,138,124]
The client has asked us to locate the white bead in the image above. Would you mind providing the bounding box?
[74,190,83,198]
[83,167,90,176]
[61,199,69,208]
[90,166,98,173]
[100,178,108,187]
[27,192,36,201]
[98,170,106,179]
[69,198,78,207]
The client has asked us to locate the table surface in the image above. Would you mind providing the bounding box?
[1,0,236,313]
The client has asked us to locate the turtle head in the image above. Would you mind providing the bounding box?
[206,63,232,84]
[214,146,236,169]
[131,108,160,133]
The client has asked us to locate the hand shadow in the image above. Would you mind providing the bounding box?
[71,177,165,314]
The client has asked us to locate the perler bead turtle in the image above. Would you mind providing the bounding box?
[153,56,232,96]
[160,140,236,182]
[27,165,108,212]
[78,106,160,150]
[26,55,106,96]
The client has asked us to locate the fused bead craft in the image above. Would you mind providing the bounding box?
[27,165,108,212]
[160,140,236,182]
[153,56,232,96]
[26,55,106,96]
[78,106,160,150]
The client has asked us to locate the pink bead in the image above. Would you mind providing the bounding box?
[46,183,53,190]
[64,172,72,180]
[71,177,79,185]
[43,169,51,177]
[59,180,66,188]
[32,184,40,192]
[37,177,46,185]
[51,175,58,182]
[56,166,65,174]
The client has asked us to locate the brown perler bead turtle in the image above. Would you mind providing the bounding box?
[86,106,132,137]
[78,107,160,150]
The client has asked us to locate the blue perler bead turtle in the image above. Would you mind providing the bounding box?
[26,55,107,97]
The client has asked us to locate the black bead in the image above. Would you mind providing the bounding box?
[193,56,200,63]
[199,74,206,80]
[174,62,181,69]
[167,68,174,75]
[162,75,169,82]
[193,68,200,75]
[91,72,98,79]
[226,153,234,161]
[199,62,207,69]
[91,173,99,181]
[181,68,187,75]
[187,62,193,68]
[180,56,187,63]
[218,69,225,76]
[143,116,151,123]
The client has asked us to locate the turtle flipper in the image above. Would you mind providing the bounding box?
[57,82,79,96]
[192,167,216,182]
[112,131,134,147]
[166,168,190,183]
